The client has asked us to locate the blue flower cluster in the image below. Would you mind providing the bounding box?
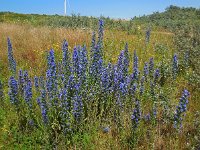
[6,20,190,137]
[59,89,71,134]
[34,76,39,92]
[97,19,104,54]
[62,40,71,73]
[174,89,190,129]
[72,46,88,82]
[132,50,139,81]
[37,89,48,124]
[101,63,113,93]
[149,57,154,78]
[7,38,16,74]
[172,54,178,79]
[24,79,33,109]
[131,100,141,129]
[73,92,83,123]
[9,77,19,106]
[89,20,104,80]
[115,50,129,95]
[46,49,58,103]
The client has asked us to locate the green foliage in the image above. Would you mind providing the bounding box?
[136,5,200,31]
[174,23,200,89]
[1,5,200,33]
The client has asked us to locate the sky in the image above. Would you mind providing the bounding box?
[0,0,199,19]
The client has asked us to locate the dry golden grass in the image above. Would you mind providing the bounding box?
[0,23,92,76]
[0,22,174,78]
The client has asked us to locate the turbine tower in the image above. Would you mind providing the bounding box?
[64,0,67,16]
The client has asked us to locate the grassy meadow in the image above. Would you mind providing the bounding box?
[0,23,174,76]
[0,6,200,150]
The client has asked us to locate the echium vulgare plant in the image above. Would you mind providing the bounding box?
[72,46,79,76]
[46,49,58,104]
[124,43,130,76]
[90,45,103,80]
[172,54,178,79]
[65,74,76,113]
[62,40,71,85]
[8,77,19,110]
[73,84,83,125]
[24,79,33,109]
[97,19,104,57]
[89,20,104,80]
[116,50,128,95]
[18,69,25,95]
[139,76,145,95]
[131,99,141,130]
[100,63,114,117]
[37,89,48,125]
[73,45,88,83]
[132,50,139,81]
[174,89,190,129]
[34,76,39,92]
[101,66,110,94]
[149,57,154,79]
[59,88,71,135]
[128,50,139,96]
[149,69,160,118]
[23,70,29,83]
[154,68,160,84]
[101,63,113,94]
[7,38,16,75]
[24,79,35,126]
[39,76,45,89]
[145,27,151,44]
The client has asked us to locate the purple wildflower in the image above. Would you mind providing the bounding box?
[97,19,104,55]
[172,54,178,79]
[174,89,190,129]
[7,38,16,74]
[145,27,151,43]
[132,50,139,81]
[140,76,145,95]
[34,76,39,92]
[8,77,19,106]
[24,79,33,109]
[154,68,160,83]
[143,62,148,78]
[149,57,154,78]
[73,90,83,123]
[131,100,141,129]
[59,89,71,134]
[46,49,57,100]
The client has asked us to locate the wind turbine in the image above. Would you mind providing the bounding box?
[64,0,67,16]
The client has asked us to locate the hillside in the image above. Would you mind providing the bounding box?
[137,5,200,30]
[0,5,200,31]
